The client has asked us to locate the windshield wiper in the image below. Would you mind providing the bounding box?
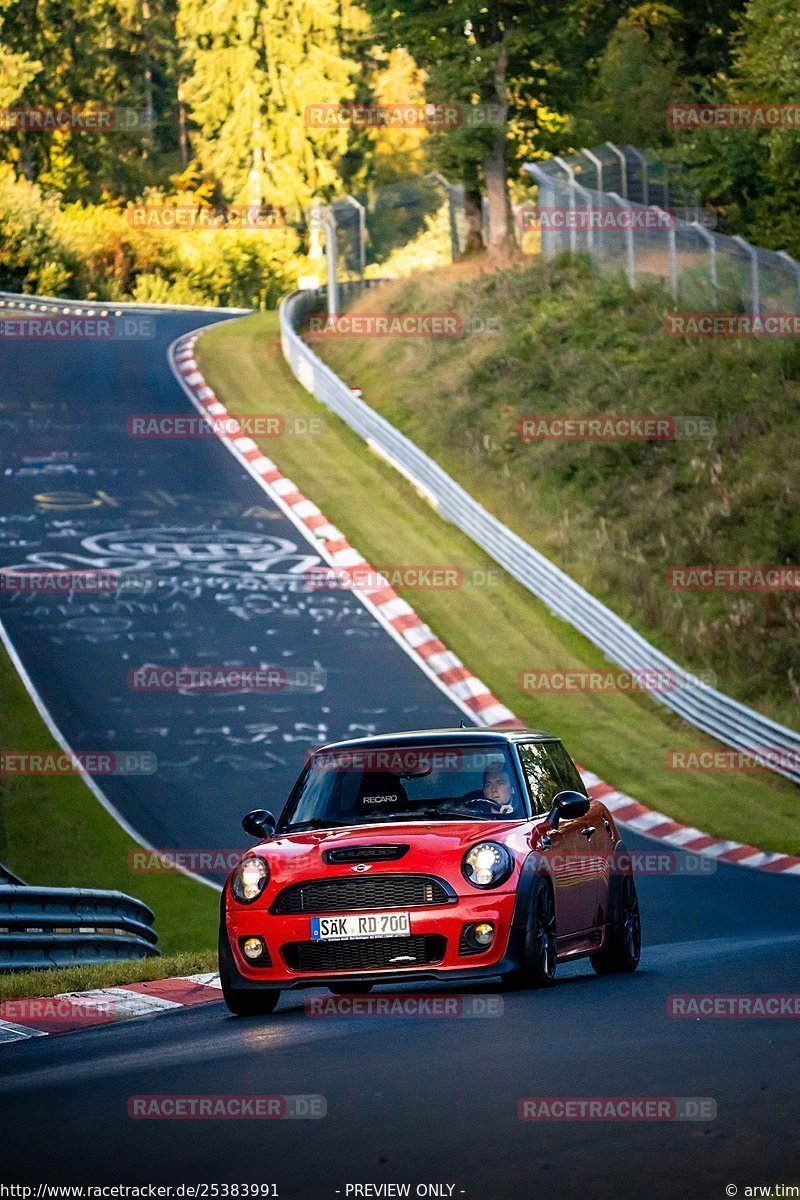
[358,808,477,822]
[281,818,337,833]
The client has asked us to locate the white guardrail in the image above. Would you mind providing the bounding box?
[280,283,800,785]
[0,292,251,315]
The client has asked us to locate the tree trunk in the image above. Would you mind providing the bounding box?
[462,185,485,255]
[142,0,154,156]
[178,98,188,168]
[483,36,515,256]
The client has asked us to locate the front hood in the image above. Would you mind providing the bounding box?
[243,819,534,894]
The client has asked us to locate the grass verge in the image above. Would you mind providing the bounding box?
[0,950,218,1001]
[196,310,798,856]
[0,635,219,962]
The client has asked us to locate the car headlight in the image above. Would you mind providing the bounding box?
[462,842,513,889]
[231,855,269,903]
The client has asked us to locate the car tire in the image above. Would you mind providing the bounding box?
[219,927,281,1016]
[503,875,557,989]
[591,871,641,975]
[328,983,374,995]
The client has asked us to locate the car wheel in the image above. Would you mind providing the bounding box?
[591,871,641,975]
[218,927,281,1016]
[504,875,557,989]
[328,983,374,995]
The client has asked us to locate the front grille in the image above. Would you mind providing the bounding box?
[271,875,451,914]
[282,934,446,973]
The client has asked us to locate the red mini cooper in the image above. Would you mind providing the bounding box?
[219,728,641,1014]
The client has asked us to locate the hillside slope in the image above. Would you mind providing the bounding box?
[313,259,800,731]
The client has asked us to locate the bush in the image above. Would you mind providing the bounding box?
[0,169,307,307]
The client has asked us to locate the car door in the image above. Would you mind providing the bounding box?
[517,740,599,938]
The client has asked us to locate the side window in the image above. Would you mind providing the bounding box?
[517,743,562,815]
[543,741,587,797]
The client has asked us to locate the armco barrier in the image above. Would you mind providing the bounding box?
[0,291,250,316]
[0,886,159,971]
[279,284,800,786]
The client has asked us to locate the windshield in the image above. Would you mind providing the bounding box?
[281,744,527,830]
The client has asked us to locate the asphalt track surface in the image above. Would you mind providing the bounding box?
[1,848,799,1198]
[0,309,463,864]
[1,308,799,1198]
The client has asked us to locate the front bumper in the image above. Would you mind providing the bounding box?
[224,891,521,990]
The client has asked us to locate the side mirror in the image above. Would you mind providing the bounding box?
[546,790,590,829]
[242,809,276,839]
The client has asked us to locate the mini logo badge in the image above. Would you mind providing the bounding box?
[351,863,372,873]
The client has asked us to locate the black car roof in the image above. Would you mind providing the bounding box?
[313,727,558,754]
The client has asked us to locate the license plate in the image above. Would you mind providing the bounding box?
[310,911,411,941]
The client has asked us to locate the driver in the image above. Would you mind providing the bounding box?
[480,763,515,815]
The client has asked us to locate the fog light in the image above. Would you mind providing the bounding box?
[242,936,266,961]
[462,921,495,953]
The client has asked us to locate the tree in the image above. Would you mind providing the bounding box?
[0,0,40,110]
[360,1,539,255]
[0,0,180,200]
[585,4,687,147]
[178,0,362,209]
[734,0,800,253]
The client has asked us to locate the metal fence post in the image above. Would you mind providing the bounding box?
[628,146,649,206]
[553,156,577,254]
[692,221,719,307]
[581,148,603,193]
[608,192,636,286]
[575,182,595,258]
[660,207,678,300]
[605,142,627,198]
[310,205,339,318]
[776,250,800,312]
[733,234,761,314]
[425,171,460,262]
[342,194,366,282]
[523,163,558,259]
